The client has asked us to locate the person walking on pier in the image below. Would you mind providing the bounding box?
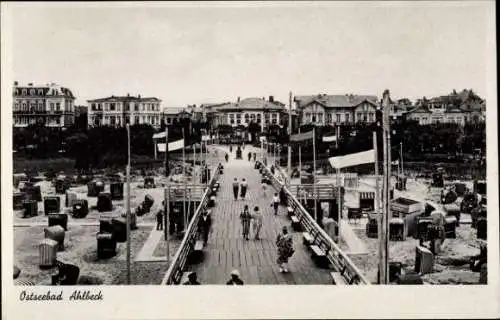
[184,272,201,285]
[226,269,244,285]
[232,178,240,200]
[272,193,280,215]
[225,153,229,162]
[253,152,256,162]
[248,151,252,162]
[276,226,294,273]
[252,206,263,240]
[240,205,252,240]
[240,178,248,200]
[198,209,212,245]
[156,209,163,231]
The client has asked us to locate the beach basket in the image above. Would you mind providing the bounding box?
[39,238,58,268]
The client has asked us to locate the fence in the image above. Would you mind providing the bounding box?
[161,163,223,285]
[259,161,371,285]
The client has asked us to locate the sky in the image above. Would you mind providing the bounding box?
[7,1,494,108]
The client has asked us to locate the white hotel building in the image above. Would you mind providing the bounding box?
[87,94,162,128]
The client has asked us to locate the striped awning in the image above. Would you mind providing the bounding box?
[359,191,375,199]
[14,279,35,286]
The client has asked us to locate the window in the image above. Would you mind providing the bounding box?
[135,116,140,124]
[110,103,116,111]
[305,112,311,122]
[345,113,350,123]
[30,89,35,95]
[97,103,101,111]
[356,113,362,121]
[92,103,96,111]
[245,114,250,123]
[22,89,27,95]
[336,114,341,123]
[110,116,116,125]
[318,113,323,123]
[50,103,54,111]
[327,113,333,123]
[56,103,60,111]
[363,113,368,122]
[14,103,19,110]
[369,113,374,122]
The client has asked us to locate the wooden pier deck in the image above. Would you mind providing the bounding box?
[185,146,333,285]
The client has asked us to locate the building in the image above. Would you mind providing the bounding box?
[87,94,162,128]
[210,96,286,131]
[405,89,486,125]
[294,94,379,126]
[163,107,191,125]
[12,81,76,127]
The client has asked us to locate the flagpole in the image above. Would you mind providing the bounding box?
[182,128,187,232]
[381,90,391,284]
[337,166,341,243]
[164,127,170,266]
[313,126,317,223]
[288,91,292,185]
[374,130,383,283]
[298,127,302,183]
[400,142,404,176]
[194,137,197,184]
[126,124,131,284]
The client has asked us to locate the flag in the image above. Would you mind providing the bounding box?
[290,130,314,142]
[152,131,167,139]
[322,135,337,142]
[328,149,375,169]
[157,139,185,152]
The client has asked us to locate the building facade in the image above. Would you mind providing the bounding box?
[209,96,286,131]
[87,95,162,128]
[405,90,486,125]
[294,94,379,126]
[12,82,76,128]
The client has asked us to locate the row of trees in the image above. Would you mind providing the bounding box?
[13,119,486,171]
[13,118,204,170]
[263,121,486,163]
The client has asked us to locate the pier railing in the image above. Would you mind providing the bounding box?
[161,163,223,285]
[261,162,371,285]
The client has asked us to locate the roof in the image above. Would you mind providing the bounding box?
[295,94,379,109]
[163,107,185,115]
[13,83,75,99]
[87,95,161,103]
[216,97,285,111]
[406,105,432,114]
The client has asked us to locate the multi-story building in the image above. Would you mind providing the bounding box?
[87,94,162,128]
[12,81,76,127]
[405,89,486,125]
[209,96,286,131]
[294,94,379,125]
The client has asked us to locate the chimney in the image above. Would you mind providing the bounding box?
[237,97,240,103]
[127,93,130,97]
[14,81,18,86]
[28,83,33,87]
[269,96,274,102]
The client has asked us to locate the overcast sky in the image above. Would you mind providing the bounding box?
[8,1,493,107]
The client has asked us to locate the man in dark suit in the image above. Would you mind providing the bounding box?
[198,210,212,245]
